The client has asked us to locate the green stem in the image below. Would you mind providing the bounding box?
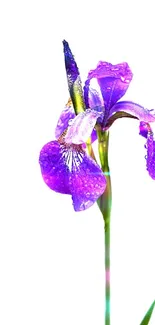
[104,219,110,325]
[86,137,97,162]
[97,128,112,325]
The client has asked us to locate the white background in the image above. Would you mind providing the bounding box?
[0,0,155,324]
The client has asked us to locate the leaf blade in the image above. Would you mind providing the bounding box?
[139,300,155,325]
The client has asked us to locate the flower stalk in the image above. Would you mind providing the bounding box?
[97,128,112,325]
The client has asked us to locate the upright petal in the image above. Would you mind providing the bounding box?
[88,88,104,110]
[84,78,104,109]
[84,80,105,127]
[87,61,133,110]
[109,101,155,122]
[63,40,85,114]
[55,99,75,139]
[65,109,102,144]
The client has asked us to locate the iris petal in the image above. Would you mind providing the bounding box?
[65,109,102,144]
[71,153,106,211]
[39,140,106,211]
[109,101,155,122]
[84,81,104,109]
[146,130,155,179]
[139,122,155,180]
[106,111,138,128]
[89,87,104,109]
[39,141,71,194]
[55,99,75,139]
[87,61,133,110]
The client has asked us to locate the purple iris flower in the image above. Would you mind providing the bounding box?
[84,62,155,130]
[39,104,106,211]
[39,40,155,211]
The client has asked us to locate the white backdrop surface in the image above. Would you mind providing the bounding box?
[0,0,155,324]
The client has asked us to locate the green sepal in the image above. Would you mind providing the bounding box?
[139,300,155,325]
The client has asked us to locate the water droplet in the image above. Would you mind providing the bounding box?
[68,119,73,126]
[120,76,125,82]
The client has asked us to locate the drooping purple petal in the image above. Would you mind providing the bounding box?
[39,140,106,211]
[139,122,155,179]
[39,141,71,194]
[87,61,133,110]
[146,130,155,179]
[55,99,75,139]
[71,153,106,211]
[65,109,102,144]
[109,101,155,122]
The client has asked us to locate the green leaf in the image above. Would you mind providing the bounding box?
[139,300,155,325]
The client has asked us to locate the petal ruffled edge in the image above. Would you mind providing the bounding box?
[139,122,155,179]
[147,134,155,179]
[86,61,133,110]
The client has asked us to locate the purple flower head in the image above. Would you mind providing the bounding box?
[84,61,155,129]
[84,61,133,126]
[59,41,155,138]
[61,41,155,179]
[39,41,155,211]
[39,104,106,211]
